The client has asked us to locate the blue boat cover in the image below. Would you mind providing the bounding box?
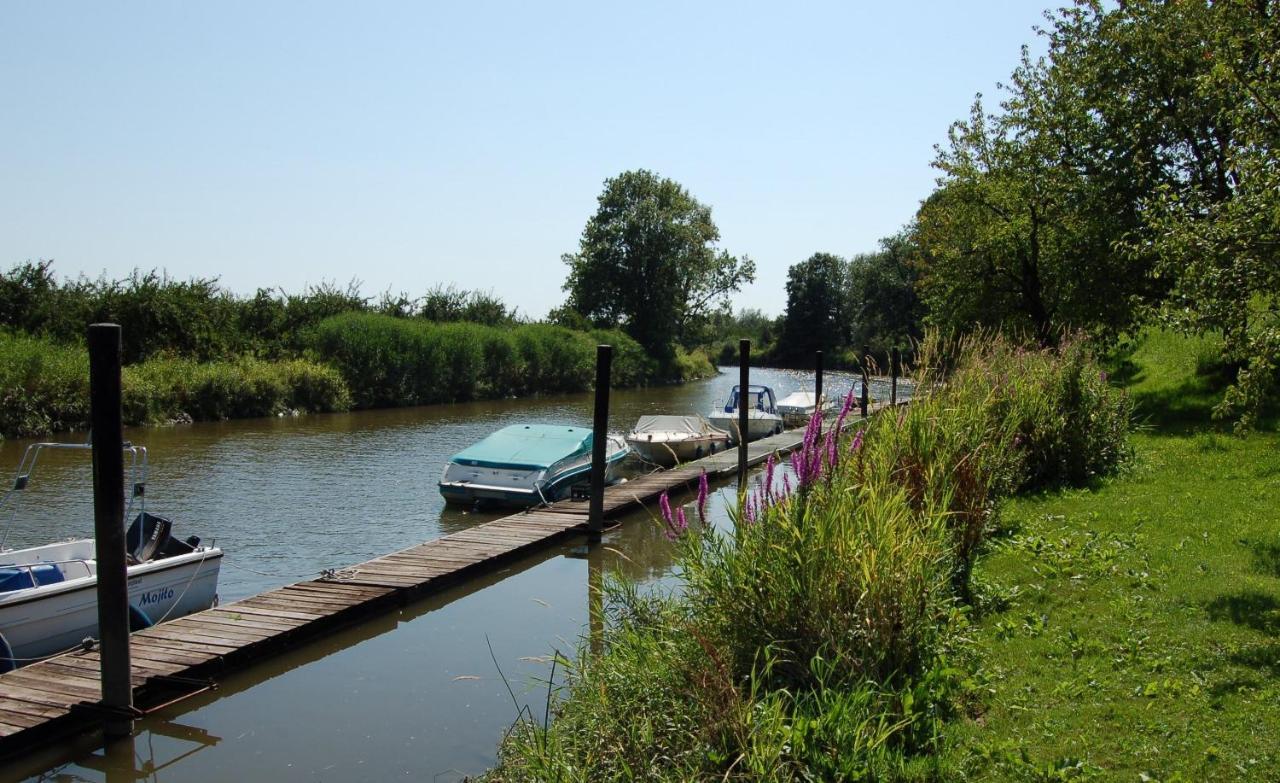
[0,564,65,593]
[450,425,593,470]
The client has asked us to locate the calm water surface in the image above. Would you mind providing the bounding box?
[1,369,906,782]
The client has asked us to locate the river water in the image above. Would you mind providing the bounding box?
[1,369,905,782]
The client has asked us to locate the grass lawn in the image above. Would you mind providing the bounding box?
[944,333,1280,781]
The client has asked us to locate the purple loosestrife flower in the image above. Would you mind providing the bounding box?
[659,491,673,525]
[849,428,865,454]
[840,386,856,419]
[674,507,688,535]
[782,472,792,497]
[764,454,776,500]
[823,428,838,475]
[696,471,709,522]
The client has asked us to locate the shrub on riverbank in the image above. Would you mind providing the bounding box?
[309,313,657,408]
[0,332,350,438]
[0,332,89,438]
[487,334,1132,780]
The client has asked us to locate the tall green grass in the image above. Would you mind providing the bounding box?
[487,332,1133,781]
[308,313,656,408]
[0,332,350,438]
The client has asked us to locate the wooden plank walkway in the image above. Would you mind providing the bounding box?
[0,406,886,758]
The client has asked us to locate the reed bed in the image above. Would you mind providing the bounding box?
[308,313,656,408]
[487,332,1132,781]
[0,331,350,438]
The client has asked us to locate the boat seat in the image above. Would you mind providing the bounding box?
[0,564,64,593]
[126,512,173,562]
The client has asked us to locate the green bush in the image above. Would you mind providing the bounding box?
[0,332,90,438]
[0,332,350,439]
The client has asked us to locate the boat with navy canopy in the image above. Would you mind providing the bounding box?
[707,385,784,444]
[0,440,223,671]
[438,424,630,508]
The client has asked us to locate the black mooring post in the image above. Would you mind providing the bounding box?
[88,323,133,739]
[890,346,900,406]
[859,344,870,419]
[814,350,823,411]
[738,338,750,490]
[588,344,612,541]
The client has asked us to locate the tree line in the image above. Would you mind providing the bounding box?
[0,260,518,365]
[770,0,1278,425]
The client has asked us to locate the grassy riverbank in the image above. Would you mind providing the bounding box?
[0,314,704,440]
[939,332,1280,780]
[0,331,350,438]
[485,334,1132,781]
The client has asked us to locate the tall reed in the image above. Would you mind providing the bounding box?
[309,313,656,408]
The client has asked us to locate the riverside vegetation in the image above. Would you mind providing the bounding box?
[0,263,712,440]
[485,333,1133,781]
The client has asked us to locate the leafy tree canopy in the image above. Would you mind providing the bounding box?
[562,170,755,370]
[777,253,850,364]
[847,230,924,356]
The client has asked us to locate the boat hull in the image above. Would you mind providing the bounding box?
[626,434,728,467]
[706,413,784,445]
[0,548,223,668]
[439,442,630,509]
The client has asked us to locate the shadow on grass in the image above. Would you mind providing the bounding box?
[1206,591,1280,635]
[1250,541,1280,579]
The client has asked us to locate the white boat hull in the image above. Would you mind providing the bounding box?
[706,412,784,445]
[0,546,223,667]
[439,436,630,508]
[627,434,727,467]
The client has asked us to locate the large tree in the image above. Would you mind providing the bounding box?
[915,63,1150,347]
[846,230,924,356]
[562,170,755,370]
[777,253,850,364]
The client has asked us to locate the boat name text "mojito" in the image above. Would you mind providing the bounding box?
[139,587,175,606]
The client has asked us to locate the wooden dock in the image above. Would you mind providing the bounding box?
[0,411,882,757]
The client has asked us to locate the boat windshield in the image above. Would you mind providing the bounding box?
[725,386,775,413]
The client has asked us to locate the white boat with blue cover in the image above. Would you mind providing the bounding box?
[0,441,222,672]
[438,424,630,508]
[707,385,784,444]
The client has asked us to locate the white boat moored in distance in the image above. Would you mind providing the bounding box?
[0,441,223,671]
[626,415,730,467]
[776,384,862,427]
[439,424,630,508]
[707,385,784,445]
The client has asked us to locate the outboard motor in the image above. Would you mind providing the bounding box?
[125,512,173,562]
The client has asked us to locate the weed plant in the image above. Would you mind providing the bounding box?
[486,332,1132,781]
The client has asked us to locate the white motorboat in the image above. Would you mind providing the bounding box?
[776,387,856,427]
[626,415,730,467]
[0,441,223,672]
[707,385,784,445]
[439,424,630,508]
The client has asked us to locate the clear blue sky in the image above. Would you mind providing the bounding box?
[1,1,1050,318]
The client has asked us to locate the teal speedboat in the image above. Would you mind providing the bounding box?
[438,424,630,508]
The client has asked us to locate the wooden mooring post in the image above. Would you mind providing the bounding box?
[87,323,134,739]
[890,346,900,406]
[588,344,612,541]
[815,350,823,407]
[738,338,749,490]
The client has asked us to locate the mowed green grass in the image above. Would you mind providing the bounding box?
[946,333,1280,781]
